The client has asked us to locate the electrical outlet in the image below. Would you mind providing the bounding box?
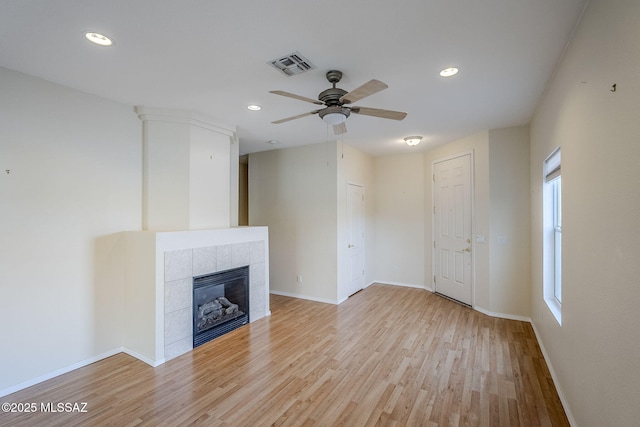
[393,264,398,272]
[297,274,302,283]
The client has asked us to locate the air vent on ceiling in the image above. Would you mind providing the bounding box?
[268,52,316,76]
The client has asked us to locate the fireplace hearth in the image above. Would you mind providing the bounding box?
[193,266,249,347]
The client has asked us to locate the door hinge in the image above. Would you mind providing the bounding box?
[433,205,436,214]
[433,174,436,182]
[433,241,436,248]
[433,275,436,283]
[362,195,364,201]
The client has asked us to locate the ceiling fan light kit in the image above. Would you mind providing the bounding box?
[270,70,407,135]
[319,106,349,125]
[321,113,347,125]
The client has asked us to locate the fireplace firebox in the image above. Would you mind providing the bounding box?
[192,266,249,347]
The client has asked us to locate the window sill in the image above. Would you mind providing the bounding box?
[545,297,562,325]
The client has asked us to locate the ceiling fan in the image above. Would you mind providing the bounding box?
[270,70,407,135]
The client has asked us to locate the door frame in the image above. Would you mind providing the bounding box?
[431,150,476,307]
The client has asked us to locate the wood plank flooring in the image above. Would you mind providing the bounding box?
[0,284,568,426]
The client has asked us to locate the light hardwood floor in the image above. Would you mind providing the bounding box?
[0,284,568,426]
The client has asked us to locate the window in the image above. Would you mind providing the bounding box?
[544,148,562,324]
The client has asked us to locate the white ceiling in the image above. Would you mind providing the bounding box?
[0,0,587,156]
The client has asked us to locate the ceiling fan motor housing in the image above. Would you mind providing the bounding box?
[318,71,350,119]
[318,87,348,106]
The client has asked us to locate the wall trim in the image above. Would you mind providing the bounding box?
[0,346,169,398]
[269,290,338,305]
[371,282,574,424]
[121,347,164,368]
[473,306,531,323]
[0,348,122,398]
[530,321,577,427]
[134,106,236,136]
[371,280,431,292]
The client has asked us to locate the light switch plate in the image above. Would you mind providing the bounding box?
[475,235,486,244]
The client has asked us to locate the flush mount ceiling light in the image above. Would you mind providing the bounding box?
[404,136,423,146]
[84,32,113,47]
[439,67,459,77]
[247,104,262,111]
[266,140,279,145]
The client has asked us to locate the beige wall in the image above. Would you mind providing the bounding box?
[422,128,531,319]
[0,67,142,392]
[336,143,376,301]
[238,161,249,226]
[373,152,425,288]
[489,126,531,316]
[139,109,233,231]
[424,131,492,310]
[249,142,338,303]
[249,141,377,303]
[252,131,531,320]
[530,0,640,425]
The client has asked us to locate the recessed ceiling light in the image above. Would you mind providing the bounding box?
[247,105,262,111]
[84,32,113,47]
[439,67,459,77]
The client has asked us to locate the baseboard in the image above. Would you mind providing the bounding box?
[530,322,577,426]
[371,280,432,292]
[269,289,338,305]
[0,346,169,398]
[121,347,164,367]
[0,348,122,398]
[473,306,531,323]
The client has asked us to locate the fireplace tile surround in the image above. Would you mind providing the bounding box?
[164,241,266,360]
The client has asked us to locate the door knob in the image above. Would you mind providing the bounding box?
[348,244,354,248]
[463,246,471,252]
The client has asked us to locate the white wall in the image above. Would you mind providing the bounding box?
[336,143,376,301]
[249,142,338,303]
[0,67,142,392]
[373,152,425,288]
[530,0,640,425]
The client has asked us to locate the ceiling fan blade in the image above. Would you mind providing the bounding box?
[333,122,347,135]
[269,90,323,105]
[339,79,388,104]
[271,110,320,124]
[351,106,407,121]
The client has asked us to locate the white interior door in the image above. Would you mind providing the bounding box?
[433,154,473,305]
[346,184,365,297]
